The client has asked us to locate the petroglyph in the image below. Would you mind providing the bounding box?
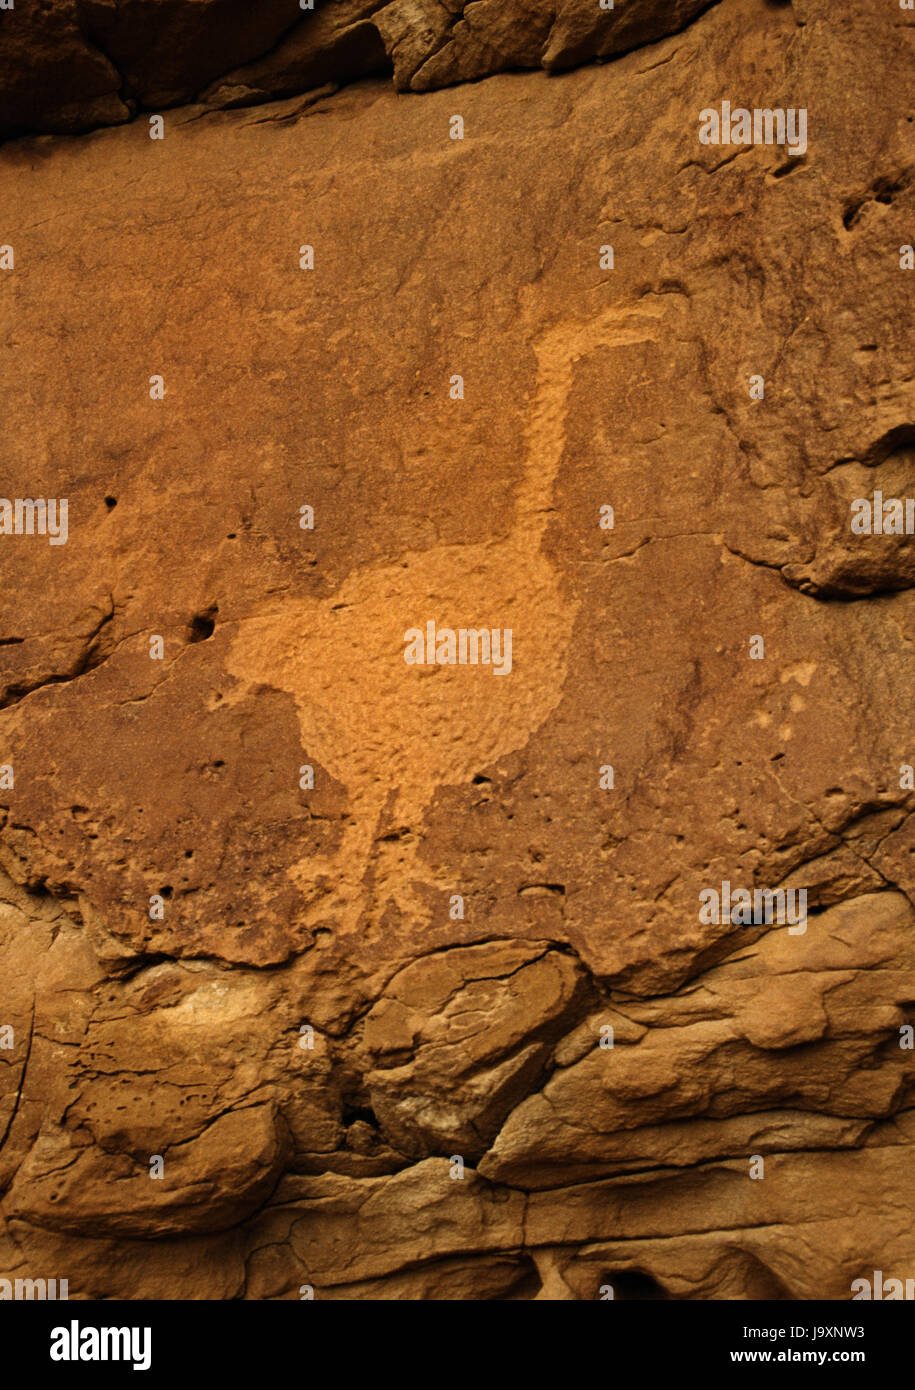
[226,308,662,935]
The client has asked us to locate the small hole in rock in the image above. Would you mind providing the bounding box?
[342,1103,380,1129]
[189,607,218,643]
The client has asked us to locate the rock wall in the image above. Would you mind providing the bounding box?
[0,0,914,1299]
[0,0,718,137]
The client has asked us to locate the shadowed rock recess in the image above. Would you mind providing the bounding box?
[0,0,913,1301]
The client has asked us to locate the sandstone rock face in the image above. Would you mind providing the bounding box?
[0,0,914,1300]
[0,0,716,136]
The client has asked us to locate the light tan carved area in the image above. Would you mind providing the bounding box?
[226,309,662,929]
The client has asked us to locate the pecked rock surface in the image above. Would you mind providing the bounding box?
[0,0,914,1298]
